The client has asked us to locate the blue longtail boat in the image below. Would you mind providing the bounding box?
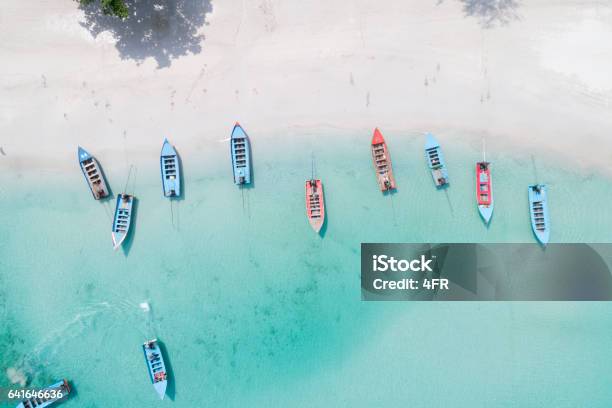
[528,184,550,245]
[160,139,181,197]
[16,379,71,408]
[142,339,168,400]
[77,146,109,200]
[230,122,252,185]
[424,133,449,188]
[112,194,134,250]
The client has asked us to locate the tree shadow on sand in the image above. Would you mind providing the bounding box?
[79,1,213,68]
[437,0,520,28]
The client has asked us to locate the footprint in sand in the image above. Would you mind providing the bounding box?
[424,77,429,87]
[170,89,176,109]
[41,75,47,88]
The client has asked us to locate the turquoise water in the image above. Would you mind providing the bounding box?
[2,130,612,407]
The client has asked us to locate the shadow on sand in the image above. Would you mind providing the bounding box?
[157,340,175,400]
[437,0,520,28]
[79,1,213,68]
[175,148,186,201]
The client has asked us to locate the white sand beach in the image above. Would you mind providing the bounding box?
[1,0,611,174]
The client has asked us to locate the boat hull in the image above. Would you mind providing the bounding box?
[478,204,494,224]
[476,162,493,224]
[230,123,252,185]
[371,128,396,192]
[78,147,109,200]
[160,139,181,197]
[528,184,550,245]
[425,133,449,188]
[143,339,168,400]
[305,179,325,233]
[112,194,134,250]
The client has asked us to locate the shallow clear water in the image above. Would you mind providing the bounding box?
[1,130,612,407]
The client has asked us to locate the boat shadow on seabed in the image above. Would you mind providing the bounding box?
[171,145,186,202]
[239,135,255,190]
[168,147,185,230]
[318,185,329,238]
[157,340,175,400]
[121,196,138,257]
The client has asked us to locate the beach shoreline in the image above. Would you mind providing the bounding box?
[1,0,611,177]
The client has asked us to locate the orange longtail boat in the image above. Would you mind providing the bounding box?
[305,178,325,233]
[371,128,396,192]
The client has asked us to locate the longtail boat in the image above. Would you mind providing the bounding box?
[160,139,181,197]
[371,128,396,192]
[230,122,252,185]
[305,179,325,233]
[77,146,109,200]
[16,379,71,408]
[142,339,168,400]
[112,193,134,250]
[424,133,449,188]
[528,184,550,245]
[476,162,493,224]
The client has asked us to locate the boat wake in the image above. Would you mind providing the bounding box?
[10,302,112,385]
[6,296,158,385]
[30,303,111,356]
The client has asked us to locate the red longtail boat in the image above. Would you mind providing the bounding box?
[305,179,325,233]
[476,161,493,224]
[371,128,396,192]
